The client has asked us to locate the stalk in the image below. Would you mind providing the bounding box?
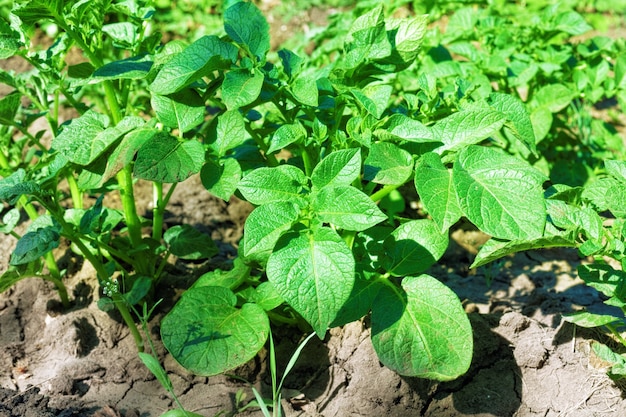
[152,182,177,242]
[370,184,401,203]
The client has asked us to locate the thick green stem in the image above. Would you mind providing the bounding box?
[370,184,401,203]
[67,174,83,209]
[152,182,176,242]
[301,146,314,178]
[116,167,143,248]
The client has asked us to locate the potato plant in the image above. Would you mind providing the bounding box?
[1,0,624,387]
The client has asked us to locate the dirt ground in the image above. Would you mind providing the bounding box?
[1,173,626,417]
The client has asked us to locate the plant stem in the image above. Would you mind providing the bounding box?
[152,182,176,242]
[370,184,401,203]
[113,293,145,352]
[67,174,83,209]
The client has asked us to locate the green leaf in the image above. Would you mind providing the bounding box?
[291,74,319,107]
[161,286,269,376]
[101,123,152,183]
[433,109,506,152]
[164,225,218,260]
[381,219,448,277]
[591,343,626,379]
[313,185,386,231]
[415,152,463,233]
[386,15,427,64]
[151,89,205,133]
[123,276,152,305]
[553,11,592,36]
[278,49,303,78]
[102,22,138,45]
[350,84,392,118]
[267,123,307,154]
[331,274,385,327]
[311,148,361,190]
[562,311,619,328]
[267,227,355,337]
[53,111,108,165]
[150,36,237,95]
[12,0,62,24]
[193,258,251,290]
[471,235,577,269]
[0,92,20,123]
[364,142,413,185]
[533,84,576,113]
[577,263,626,300]
[605,160,626,184]
[0,19,22,59]
[371,275,472,380]
[238,165,308,205]
[211,110,250,157]
[134,135,204,183]
[377,114,434,143]
[343,5,391,69]
[0,169,40,204]
[200,158,241,201]
[222,68,264,110]
[160,410,205,417]
[224,1,270,62]
[453,146,547,240]
[489,93,536,155]
[0,208,20,234]
[0,262,43,293]
[93,55,153,80]
[242,202,300,262]
[239,282,284,312]
[138,352,173,393]
[11,226,60,265]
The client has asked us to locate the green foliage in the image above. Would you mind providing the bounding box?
[3,0,626,394]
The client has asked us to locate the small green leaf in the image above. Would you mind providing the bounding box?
[605,160,626,184]
[222,68,264,110]
[311,148,361,190]
[331,274,385,327]
[0,169,40,204]
[371,275,472,380]
[291,74,319,107]
[453,146,547,240]
[238,165,308,205]
[151,89,205,133]
[267,123,307,154]
[267,227,355,337]
[278,49,303,78]
[102,22,138,46]
[161,286,269,376]
[351,84,392,118]
[134,135,204,183]
[123,276,152,305]
[164,225,218,260]
[377,114,434,143]
[160,410,205,417]
[471,235,577,269]
[381,219,448,277]
[200,158,241,201]
[243,202,300,261]
[562,311,619,328]
[93,55,153,80]
[0,19,22,59]
[138,352,173,393]
[415,152,463,233]
[553,11,592,36]
[150,36,237,95]
[386,15,427,64]
[101,123,152,183]
[0,92,21,123]
[0,262,43,293]
[0,208,20,234]
[364,142,413,185]
[193,258,251,290]
[343,5,391,69]
[11,226,60,265]
[224,1,270,62]
[313,185,386,231]
[211,110,250,157]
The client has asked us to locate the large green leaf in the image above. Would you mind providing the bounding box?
[310,148,361,190]
[0,169,40,204]
[433,109,506,152]
[313,185,386,231]
[364,142,413,185]
[377,114,434,143]
[242,202,300,262]
[266,227,355,337]
[381,219,448,277]
[224,1,270,62]
[93,55,153,80]
[453,146,547,240]
[238,165,308,205]
[134,135,204,183]
[415,152,463,233]
[150,36,237,95]
[222,68,264,110]
[151,90,205,133]
[371,275,472,380]
[161,286,269,376]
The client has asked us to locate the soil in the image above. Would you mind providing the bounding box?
[2,172,626,417]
